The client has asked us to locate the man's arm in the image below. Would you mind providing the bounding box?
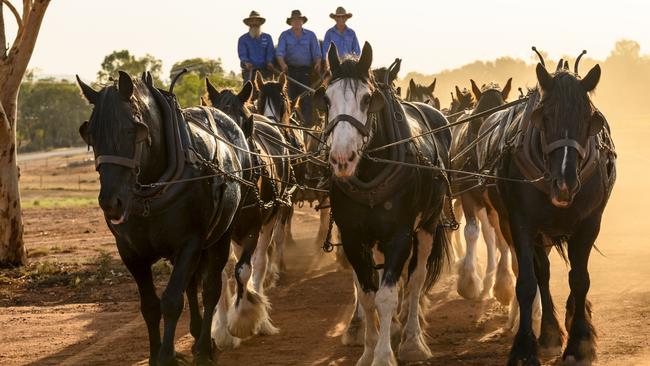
[322,30,332,58]
[238,36,251,69]
[265,34,275,70]
[351,30,361,56]
[276,32,288,72]
[310,32,322,73]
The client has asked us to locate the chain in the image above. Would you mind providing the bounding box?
[321,208,342,253]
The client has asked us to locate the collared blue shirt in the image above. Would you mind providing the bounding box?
[322,26,360,58]
[276,28,322,67]
[238,32,275,69]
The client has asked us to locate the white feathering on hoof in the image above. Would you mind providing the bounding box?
[398,330,433,362]
[264,261,280,291]
[227,289,267,339]
[212,267,241,350]
[457,260,483,300]
[341,317,365,346]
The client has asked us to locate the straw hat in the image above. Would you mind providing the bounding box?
[243,10,265,26]
[286,10,308,25]
[330,6,352,19]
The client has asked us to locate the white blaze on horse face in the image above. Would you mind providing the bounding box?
[262,99,277,121]
[326,79,371,178]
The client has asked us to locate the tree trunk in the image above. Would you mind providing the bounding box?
[0,94,26,266]
[0,0,50,266]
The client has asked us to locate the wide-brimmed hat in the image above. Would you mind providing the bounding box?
[286,10,308,25]
[243,10,265,26]
[330,6,352,19]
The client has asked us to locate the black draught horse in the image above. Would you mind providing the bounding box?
[477,52,617,365]
[205,79,294,341]
[314,42,451,365]
[77,71,249,365]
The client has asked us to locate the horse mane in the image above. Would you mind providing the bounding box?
[330,57,374,98]
[481,82,501,92]
[88,80,150,150]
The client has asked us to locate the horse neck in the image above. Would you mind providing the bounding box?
[138,92,168,184]
[358,112,390,181]
[470,91,503,138]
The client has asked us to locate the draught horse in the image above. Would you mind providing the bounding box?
[77,71,247,365]
[477,53,617,365]
[315,42,451,365]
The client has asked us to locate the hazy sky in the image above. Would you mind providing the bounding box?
[5,0,649,80]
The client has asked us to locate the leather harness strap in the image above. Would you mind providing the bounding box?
[541,136,589,159]
[323,113,371,137]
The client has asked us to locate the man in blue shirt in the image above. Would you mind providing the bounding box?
[322,7,360,60]
[238,11,275,84]
[276,10,321,126]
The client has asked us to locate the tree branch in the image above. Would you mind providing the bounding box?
[2,0,48,99]
[0,4,6,58]
[1,1,23,33]
[22,0,31,20]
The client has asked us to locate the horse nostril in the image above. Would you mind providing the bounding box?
[115,198,123,210]
[348,151,356,162]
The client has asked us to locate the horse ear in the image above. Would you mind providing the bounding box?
[536,63,554,91]
[328,42,341,72]
[118,71,134,101]
[278,72,288,91]
[455,85,462,101]
[79,121,91,145]
[76,75,99,104]
[205,78,220,101]
[241,115,254,139]
[368,90,384,113]
[314,86,327,111]
[581,64,601,92]
[254,70,265,92]
[428,78,436,93]
[433,97,440,110]
[501,78,512,100]
[588,110,605,136]
[470,79,482,100]
[145,71,153,86]
[358,42,373,75]
[238,81,253,104]
[531,107,544,131]
[409,78,416,91]
[395,87,401,97]
[388,58,401,82]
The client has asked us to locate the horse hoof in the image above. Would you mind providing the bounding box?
[506,356,541,366]
[212,324,241,350]
[494,272,515,306]
[370,352,397,366]
[562,355,593,366]
[227,291,266,338]
[341,318,365,346]
[539,345,563,358]
[457,262,483,300]
[398,333,433,362]
[257,316,279,336]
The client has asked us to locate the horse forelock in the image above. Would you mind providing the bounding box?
[540,71,594,137]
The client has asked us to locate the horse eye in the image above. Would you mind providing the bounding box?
[362,94,371,106]
[324,96,331,106]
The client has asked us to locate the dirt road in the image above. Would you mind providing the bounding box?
[1,120,649,365]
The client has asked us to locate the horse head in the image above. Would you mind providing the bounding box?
[531,54,603,207]
[77,71,164,224]
[314,42,384,178]
[406,78,439,109]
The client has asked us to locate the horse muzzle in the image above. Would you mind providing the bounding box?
[330,150,359,178]
[550,178,579,208]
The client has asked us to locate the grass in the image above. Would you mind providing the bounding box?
[22,196,97,209]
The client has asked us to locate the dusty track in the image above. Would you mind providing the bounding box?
[1,120,649,365]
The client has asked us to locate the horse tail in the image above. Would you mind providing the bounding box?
[423,220,452,293]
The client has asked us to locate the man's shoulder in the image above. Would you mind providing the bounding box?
[303,28,318,39]
[238,33,250,42]
[346,27,357,36]
[261,33,273,40]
